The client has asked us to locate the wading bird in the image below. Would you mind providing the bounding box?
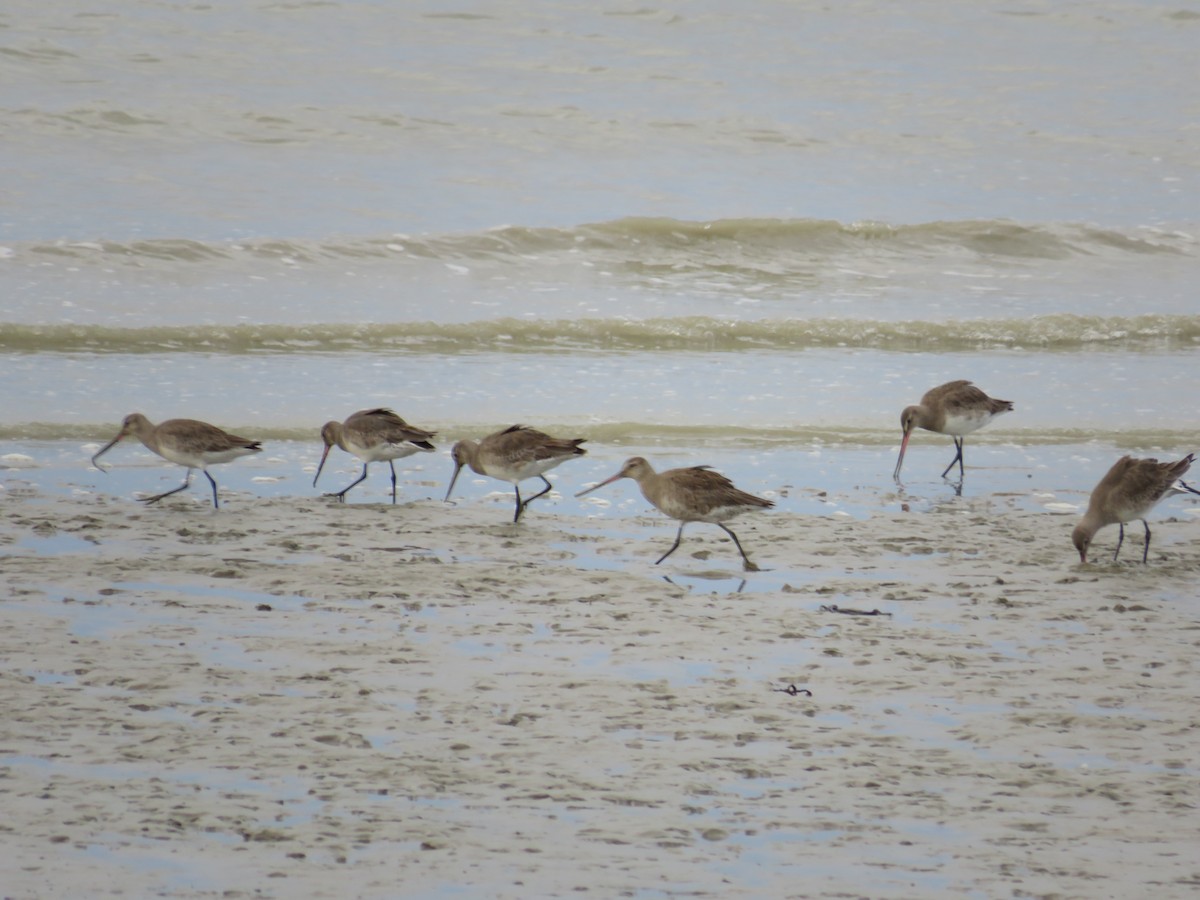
[576,456,773,571]
[91,413,262,509]
[314,408,436,503]
[893,380,1013,481]
[445,424,586,523]
[1072,453,1200,564]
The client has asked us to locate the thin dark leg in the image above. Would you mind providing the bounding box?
[512,485,524,523]
[941,438,965,480]
[140,469,195,505]
[331,464,369,503]
[1113,522,1125,561]
[204,470,220,508]
[388,460,398,505]
[1140,519,1151,564]
[655,523,687,565]
[515,476,554,522]
[718,523,760,572]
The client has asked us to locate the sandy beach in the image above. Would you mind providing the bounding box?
[6,0,1200,896]
[2,476,1199,899]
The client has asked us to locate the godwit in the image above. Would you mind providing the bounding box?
[1071,453,1200,564]
[314,408,436,503]
[445,424,586,523]
[91,413,262,508]
[893,380,1013,481]
[575,456,774,571]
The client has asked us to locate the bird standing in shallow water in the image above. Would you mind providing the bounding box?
[576,456,774,571]
[445,424,586,523]
[893,380,1013,482]
[314,408,436,504]
[91,413,262,509]
[1072,453,1200,564]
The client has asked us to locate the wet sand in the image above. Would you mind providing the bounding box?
[2,481,1199,898]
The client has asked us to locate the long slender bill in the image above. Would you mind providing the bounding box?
[90,434,124,471]
[312,445,332,488]
[574,472,624,498]
[892,431,912,481]
[444,462,464,502]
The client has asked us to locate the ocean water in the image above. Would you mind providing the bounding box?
[3,0,1199,509]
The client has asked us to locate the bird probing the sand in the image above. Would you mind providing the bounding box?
[893,380,1014,482]
[313,408,436,503]
[1071,453,1200,564]
[445,424,586,523]
[91,413,262,509]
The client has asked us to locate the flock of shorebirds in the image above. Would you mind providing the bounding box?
[88,380,1198,570]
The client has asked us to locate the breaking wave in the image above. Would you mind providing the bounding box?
[4,216,1193,271]
[3,314,1197,355]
